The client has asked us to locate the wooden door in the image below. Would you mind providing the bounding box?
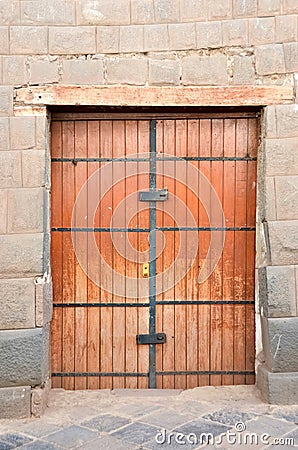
[51,111,259,389]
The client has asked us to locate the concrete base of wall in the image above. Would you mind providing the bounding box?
[31,377,51,418]
[257,364,298,404]
[0,386,31,419]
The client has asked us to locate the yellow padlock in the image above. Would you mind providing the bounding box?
[142,263,149,278]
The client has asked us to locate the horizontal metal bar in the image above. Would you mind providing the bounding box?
[52,372,148,377]
[156,370,255,376]
[53,300,254,308]
[52,370,255,377]
[51,226,256,232]
[54,302,149,307]
[52,156,257,163]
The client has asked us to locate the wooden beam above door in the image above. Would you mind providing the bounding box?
[15,84,293,108]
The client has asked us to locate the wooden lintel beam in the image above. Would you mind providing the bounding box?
[15,85,294,107]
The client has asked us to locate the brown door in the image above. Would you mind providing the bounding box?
[51,111,258,389]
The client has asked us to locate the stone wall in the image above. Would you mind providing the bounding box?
[0,0,297,417]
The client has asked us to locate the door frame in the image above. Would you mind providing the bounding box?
[13,83,293,391]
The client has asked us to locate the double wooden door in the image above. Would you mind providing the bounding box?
[51,111,258,389]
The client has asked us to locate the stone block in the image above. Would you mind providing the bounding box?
[275,15,297,43]
[168,23,196,50]
[207,0,233,19]
[275,176,298,220]
[7,188,44,233]
[21,0,75,25]
[268,220,298,265]
[0,189,6,233]
[35,275,53,327]
[258,266,297,318]
[0,1,19,25]
[222,19,249,46]
[22,149,47,189]
[10,116,36,150]
[0,151,21,188]
[31,377,50,418]
[264,138,298,175]
[0,326,49,387]
[0,86,13,116]
[233,56,255,84]
[275,105,298,138]
[97,26,119,53]
[131,0,154,24]
[196,21,222,48]
[257,365,298,404]
[29,60,59,85]
[77,0,130,25]
[3,56,28,86]
[0,117,9,150]
[0,26,8,54]
[49,27,96,55]
[284,42,298,72]
[182,55,228,85]
[263,105,277,138]
[257,0,281,16]
[120,26,144,53]
[255,44,286,75]
[107,58,147,85]
[149,59,180,85]
[10,26,48,55]
[248,18,274,45]
[180,0,207,21]
[261,316,298,372]
[232,0,257,16]
[35,116,49,150]
[0,386,31,419]
[263,176,276,220]
[144,24,169,51]
[283,0,298,13]
[0,278,35,329]
[0,233,43,276]
[62,59,104,85]
[154,0,180,23]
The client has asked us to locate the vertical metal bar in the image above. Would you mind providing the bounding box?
[149,119,157,388]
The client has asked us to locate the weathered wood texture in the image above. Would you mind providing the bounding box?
[51,113,258,389]
[16,85,293,107]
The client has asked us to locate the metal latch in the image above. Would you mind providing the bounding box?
[142,263,149,278]
[139,188,168,202]
[136,333,166,345]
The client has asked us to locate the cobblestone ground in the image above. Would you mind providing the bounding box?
[0,386,297,449]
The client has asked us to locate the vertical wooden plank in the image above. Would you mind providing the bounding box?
[198,119,211,386]
[174,119,187,389]
[137,120,150,388]
[100,121,114,389]
[61,121,75,390]
[222,119,236,386]
[185,119,200,389]
[73,121,88,390]
[156,119,164,388]
[111,120,126,388]
[234,119,248,384]
[86,121,101,389]
[51,121,63,388]
[124,120,139,388]
[209,119,223,386]
[161,120,175,389]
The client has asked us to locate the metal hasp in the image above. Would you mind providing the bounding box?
[139,189,168,202]
[136,333,167,345]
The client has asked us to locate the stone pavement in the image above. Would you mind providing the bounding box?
[0,386,297,449]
